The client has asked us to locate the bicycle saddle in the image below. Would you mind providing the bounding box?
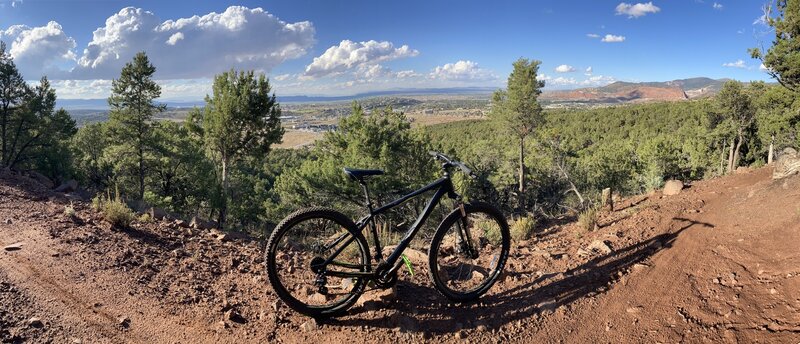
[343,168,384,182]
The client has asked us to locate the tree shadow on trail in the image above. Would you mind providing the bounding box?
[328,217,714,334]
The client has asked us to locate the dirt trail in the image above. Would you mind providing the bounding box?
[1,167,799,343]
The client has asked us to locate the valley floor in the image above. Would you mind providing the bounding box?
[1,167,799,343]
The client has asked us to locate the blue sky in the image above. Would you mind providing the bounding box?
[0,0,776,100]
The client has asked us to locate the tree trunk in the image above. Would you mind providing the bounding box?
[518,137,525,210]
[727,137,736,174]
[768,135,775,165]
[219,158,228,229]
[1,104,7,167]
[138,145,145,200]
[719,139,726,176]
[732,129,744,172]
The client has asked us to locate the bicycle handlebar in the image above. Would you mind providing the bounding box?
[428,151,476,179]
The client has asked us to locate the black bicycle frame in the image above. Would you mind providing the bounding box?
[319,174,460,278]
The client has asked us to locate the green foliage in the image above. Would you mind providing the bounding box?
[275,103,437,218]
[71,123,114,189]
[510,216,536,241]
[0,43,76,172]
[195,69,284,227]
[107,52,165,199]
[428,99,726,213]
[490,58,546,201]
[93,190,135,228]
[64,202,76,218]
[751,0,800,90]
[148,121,215,216]
[578,206,598,232]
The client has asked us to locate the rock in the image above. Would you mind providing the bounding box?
[3,218,11,225]
[632,263,649,271]
[29,171,54,188]
[300,319,319,332]
[215,321,228,330]
[773,147,800,180]
[662,180,684,196]
[455,330,467,340]
[588,240,613,255]
[626,306,642,314]
[601,187,613,210]
[27,317,43,328]
[148,207,168,220]
[224,309,246,324]
[3,242,24,251]
[357,285,396,310]
[190,216,217,230]
[175,219,190,228]
[54,179,78,193]
[118,316,130,328]
[576,248,590,257]
[382,245,427,265]
[537,299,557,314]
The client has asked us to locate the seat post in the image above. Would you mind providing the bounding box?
[360,182,374,214]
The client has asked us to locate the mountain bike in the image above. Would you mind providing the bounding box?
[265,152,510,317]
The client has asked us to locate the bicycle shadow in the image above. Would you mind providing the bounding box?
[327,217,714,334]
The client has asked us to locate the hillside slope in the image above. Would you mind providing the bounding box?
[1,167,798,343]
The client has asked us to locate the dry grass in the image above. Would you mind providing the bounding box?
[275,129,323,149]
[578,206,599,232]
[510,216,536,241]
[406,114,484,127]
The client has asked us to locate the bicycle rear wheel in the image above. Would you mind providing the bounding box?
[265,207,371,317]
[428,201,510,301]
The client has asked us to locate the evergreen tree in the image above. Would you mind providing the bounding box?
[107,52,164,199]
[717,81,756,173]
[199,70,284,228]
[751,0,800,90]
[490,58,545,209]
[0,41,30,168]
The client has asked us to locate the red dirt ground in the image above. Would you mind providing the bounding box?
[1,167,799,343]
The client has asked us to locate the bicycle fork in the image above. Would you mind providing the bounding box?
[456,202,479,259]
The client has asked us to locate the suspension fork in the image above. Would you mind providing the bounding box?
[456,201,479,259]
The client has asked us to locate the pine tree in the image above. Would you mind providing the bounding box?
[107,52,164,199]
[0,41,30,168]
[200,70,284,228]
[490,58,545,209]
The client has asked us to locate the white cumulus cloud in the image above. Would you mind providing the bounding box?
[713,2,723,10]
[722,59,746,68]
[615,2,661,18]
[585,66,593,75]
[0,21,77,78]
[555,64,576,73]
[429,60,495,81]
[70,6,315,79]
[586,33,600,38]
[601,34,626,42]
[303,40,418,79]
[165,32,184,45]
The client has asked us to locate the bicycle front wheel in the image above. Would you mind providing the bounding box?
[428,201,510,301]
[265,207,371,318]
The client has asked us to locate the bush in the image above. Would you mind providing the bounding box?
[64,202,76,218]
[92,191,135,228]
[510,216,536,241]
[578,206,599,232]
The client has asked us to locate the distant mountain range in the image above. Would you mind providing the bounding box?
[540,77,730,105]
[55,87,497,110]
[55,78,734,112]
